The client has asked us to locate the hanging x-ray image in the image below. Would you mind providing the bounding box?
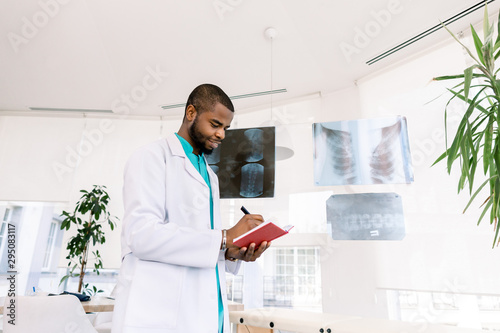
[207,127,275,199]
[326,193,405,240]
[313,116,413,186]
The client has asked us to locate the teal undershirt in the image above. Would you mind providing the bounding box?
[175,133,224,333]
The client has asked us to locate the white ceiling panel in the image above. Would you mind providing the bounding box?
[0,0,498,115]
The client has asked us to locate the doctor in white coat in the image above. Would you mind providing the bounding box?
[112,84,270,333]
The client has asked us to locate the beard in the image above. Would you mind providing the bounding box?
[188,115,214,155]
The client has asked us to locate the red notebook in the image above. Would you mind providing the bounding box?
[232,221,294,248]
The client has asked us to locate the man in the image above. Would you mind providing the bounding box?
[112,84,270,333]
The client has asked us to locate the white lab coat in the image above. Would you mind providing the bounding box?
[112,134,240,333]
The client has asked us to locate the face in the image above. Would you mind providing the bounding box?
[187,102,234,155]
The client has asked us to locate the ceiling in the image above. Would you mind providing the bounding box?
[1,0,498,117]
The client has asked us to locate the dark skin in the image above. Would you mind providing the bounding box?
[177,102,271,262]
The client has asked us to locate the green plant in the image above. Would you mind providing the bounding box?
[433,5,500,248]
[82,283,104,297]
[60,185,117,292]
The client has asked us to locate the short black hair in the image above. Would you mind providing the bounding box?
[185,84,234,115]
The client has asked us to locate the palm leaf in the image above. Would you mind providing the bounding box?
[464,66,474,100]
[464,176,497,213]
[440,21,481,65]
[471,24,485,66]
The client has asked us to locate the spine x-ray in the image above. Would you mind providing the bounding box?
[206,127,275,199]
[326,193,405,240]
[313,116,413,186]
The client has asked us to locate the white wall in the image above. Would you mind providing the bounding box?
[0,113,181,269]
[1,25,500,323]
[319,34,500,319]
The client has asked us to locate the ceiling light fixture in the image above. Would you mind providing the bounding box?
[366,0,494,65]
[159,88,287,110]
[29,107,113,113]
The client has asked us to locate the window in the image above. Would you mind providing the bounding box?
[0,207,11,243]
[42,219,59,271]
[0,202,67,296]
[432,292,458,310]
[477,295,500,311]
[226,274,243,303]
[386,289,500,329]
[0,207,13,273]
[399,290,419,309]
[263,247,322,310]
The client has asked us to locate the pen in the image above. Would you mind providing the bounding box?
[241,206,250,215]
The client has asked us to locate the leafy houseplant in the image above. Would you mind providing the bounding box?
[433,5,500,247]
[60,185,118,293]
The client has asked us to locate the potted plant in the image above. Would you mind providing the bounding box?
[433,5,500,247]
[59,185,118,293]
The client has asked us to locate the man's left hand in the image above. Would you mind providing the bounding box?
[225,241,271,262]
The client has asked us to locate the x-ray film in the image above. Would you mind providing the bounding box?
[208,127,275,198]
[313,116,413,185]
[326,193,405,240]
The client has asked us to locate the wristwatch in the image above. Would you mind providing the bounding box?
[222,229,238,261]
[222,229,227,251]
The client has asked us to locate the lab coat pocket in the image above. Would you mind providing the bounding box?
[125,260,186,329]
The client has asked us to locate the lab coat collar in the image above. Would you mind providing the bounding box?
[166,133,221,229]
[166,132,188,157]
[166,133,210,188]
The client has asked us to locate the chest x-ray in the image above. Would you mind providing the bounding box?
[313,116,413,186]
